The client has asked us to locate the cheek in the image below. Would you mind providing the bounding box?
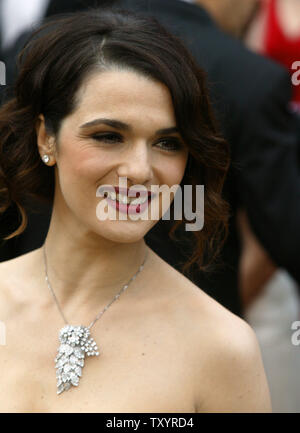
[58,143,112,184]
[158,155,188,187]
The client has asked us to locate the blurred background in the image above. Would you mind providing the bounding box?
[0,0,299,412]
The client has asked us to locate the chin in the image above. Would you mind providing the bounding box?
[94,220,154,244]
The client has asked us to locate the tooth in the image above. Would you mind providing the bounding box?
[131,197,148,205]
[116,194,129,204]
[106,192,115,201]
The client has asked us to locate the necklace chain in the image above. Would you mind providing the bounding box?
[43,244,148,330]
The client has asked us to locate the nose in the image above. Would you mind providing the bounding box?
[116,142,153,186]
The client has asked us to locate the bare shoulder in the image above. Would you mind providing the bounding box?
[195,311,272,413]
[148,248,242,324]
[0,249,37,285]
[148,250,272,413]
[148,249,251,343]
[0,248,42,313]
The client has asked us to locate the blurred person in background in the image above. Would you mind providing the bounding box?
[187,0,300,312]
[191,0,261,38]
[245,0,300,113]
[223,0,300,312]
[210,0,300,412]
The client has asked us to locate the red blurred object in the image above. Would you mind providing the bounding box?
[262,0,300,108]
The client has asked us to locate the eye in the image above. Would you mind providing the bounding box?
[155,137,184,152]
[91,133,123,143]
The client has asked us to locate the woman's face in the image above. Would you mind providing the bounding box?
[48,69,189,243]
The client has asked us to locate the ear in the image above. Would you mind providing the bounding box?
[36,114,57,166]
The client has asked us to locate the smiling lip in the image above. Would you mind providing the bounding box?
[99,185,152,198]
[106,196,151,215]
[102,186,155,215]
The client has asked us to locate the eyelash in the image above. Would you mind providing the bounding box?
[91,133,183,152]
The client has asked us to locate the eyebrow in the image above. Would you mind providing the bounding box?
[79,118,179,135]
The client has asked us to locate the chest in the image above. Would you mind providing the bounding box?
[0,314,196,412]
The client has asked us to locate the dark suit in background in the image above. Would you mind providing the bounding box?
[1,0,299,317]
[117,0,300,309]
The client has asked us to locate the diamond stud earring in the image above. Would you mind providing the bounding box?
[42,155,50,164]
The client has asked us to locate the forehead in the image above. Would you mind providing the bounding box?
[71,69,176,126]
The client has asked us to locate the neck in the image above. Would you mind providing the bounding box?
[39,205,148,313]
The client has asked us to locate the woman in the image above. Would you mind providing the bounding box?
[0,8,271,412]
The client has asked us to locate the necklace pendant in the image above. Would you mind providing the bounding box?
[55,325,99,395]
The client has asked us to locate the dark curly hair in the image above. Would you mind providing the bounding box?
[0,7,230,271]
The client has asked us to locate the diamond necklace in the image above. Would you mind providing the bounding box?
[42,243,148,395]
